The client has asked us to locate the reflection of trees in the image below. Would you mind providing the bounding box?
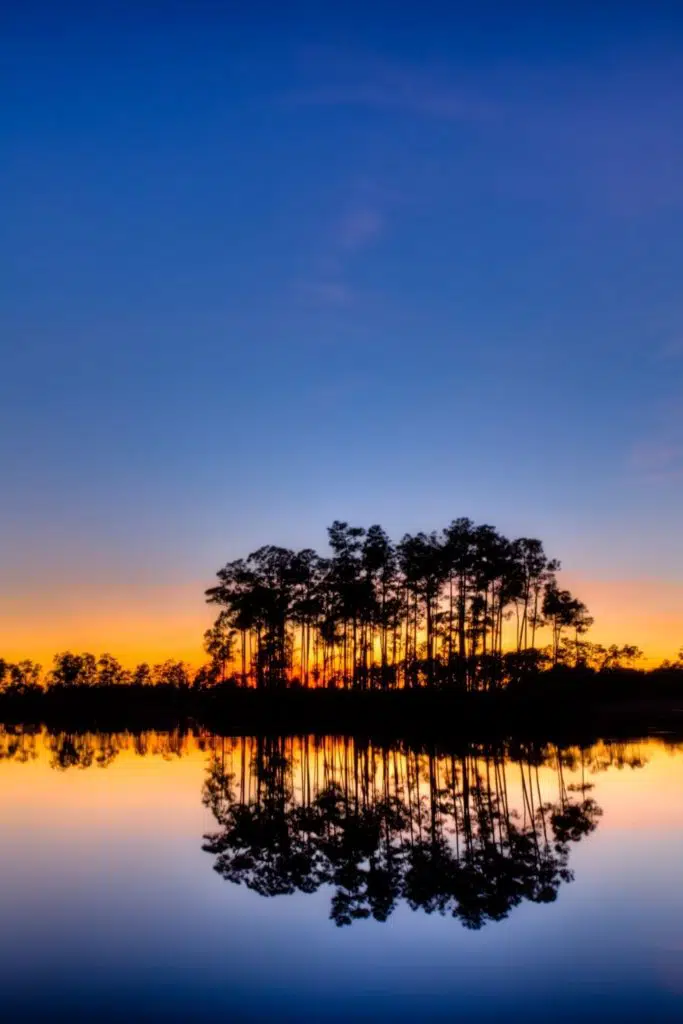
[202,738,608,928]
[48,732,121,770]
[0,726,661,932]
[0,726,40,763]
[0,728,195,770]
[203,739,325,898]
[47,728,195,769]
[0,727,218,769]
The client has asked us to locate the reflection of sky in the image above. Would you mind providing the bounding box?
[2,6,683,664]
[1,737,683,1020]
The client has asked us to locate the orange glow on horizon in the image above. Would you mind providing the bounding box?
[0,574,681,669]
[0,580,210,668]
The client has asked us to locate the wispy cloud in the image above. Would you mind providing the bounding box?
[287,48,683,217]
[281,47,496,122]
[287,81,493,121]
[296,184,390,309]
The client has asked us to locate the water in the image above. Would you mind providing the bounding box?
[1,728,682,1021]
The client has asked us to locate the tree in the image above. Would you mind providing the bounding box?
[131,662,152,686]
[203,613,237,682]
[509,538,557,652]
[48,651,98,688]
[97,653,129,686]
[206,546,308,688]
[0,659,42,693]
[192,662,223,689]
[443,517,475,672]
[152,660,191,688]
[326,522,368,688]
[10,660,42,690]
[362,525,398,689]
[560,641,642,672]
[398,531,445,687]
[542,583,593,665]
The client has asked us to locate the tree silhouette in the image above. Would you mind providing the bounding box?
[5,505,683,705]
[48,651,98,688]
[97,653,129,687]
[543,583,593,665]
[152,660,191,688]
[203,612,237,683]
[203,517,600,691]
[205,517,585,691]
[0,659,42,694]
[202,736,607,929]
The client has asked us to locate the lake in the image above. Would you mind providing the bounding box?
[1,728,682,1021]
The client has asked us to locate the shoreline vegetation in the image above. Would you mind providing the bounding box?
[2,519,681,733]
[1,685,683,741]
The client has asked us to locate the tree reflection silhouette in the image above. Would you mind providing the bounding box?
[47,732,121,770]
[0,725,645,931]
[203,738,604,928]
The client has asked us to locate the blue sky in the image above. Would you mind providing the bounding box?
[2,2,682,659]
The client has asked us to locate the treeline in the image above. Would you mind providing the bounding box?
[1,515,680,700]
[0,652,203,696]
[3,645,682,702]
[204,518,652,691]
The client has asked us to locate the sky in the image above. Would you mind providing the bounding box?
[2,2,683,665]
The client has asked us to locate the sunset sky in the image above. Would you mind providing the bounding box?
[2,3,683,666]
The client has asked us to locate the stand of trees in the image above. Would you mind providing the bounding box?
[2,642,670,703]
[204,518,638,690]
[1,509,680,702]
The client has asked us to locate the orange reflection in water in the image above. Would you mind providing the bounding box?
[2,729,683,836]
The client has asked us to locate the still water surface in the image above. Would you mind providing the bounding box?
[1,728,682,1021]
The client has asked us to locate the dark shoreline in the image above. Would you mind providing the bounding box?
[2,684,683,746]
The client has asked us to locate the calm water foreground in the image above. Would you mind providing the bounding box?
[1,729,682,1022]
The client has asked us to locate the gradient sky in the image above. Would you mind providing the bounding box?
[2,2,683,664]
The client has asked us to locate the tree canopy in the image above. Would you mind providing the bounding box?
[205,518,596,690]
